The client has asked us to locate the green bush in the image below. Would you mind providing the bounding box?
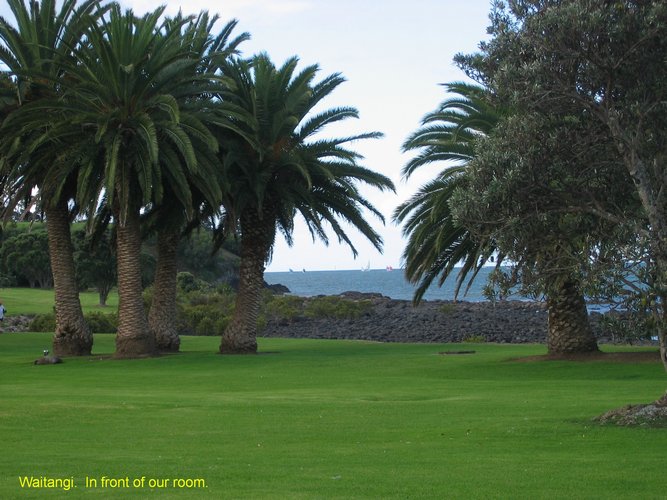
[195,317,217,336]
[304,296,372,320]
[29,313,55,332]
[264,295,303,322]
[463,335,487,343]
[179,292,235,336]
[86,311,118,333]
[439,303,456,314]
[177,272,211,294]
[29,311,118,333]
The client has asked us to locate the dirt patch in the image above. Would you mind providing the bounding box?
[512,350,660,363]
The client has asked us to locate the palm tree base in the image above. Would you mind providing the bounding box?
[219,336,257,355]
[546,280,600,355]
[547,341,599,356]
[53,333,93,356]
[114,334,157,358]
[156,334,180,353]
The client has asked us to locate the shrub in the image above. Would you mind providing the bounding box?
[177,272,211,294]
[179,293,235,336]
[195,317,217,336]
[439,303,456,314]
[304,296,372,320]
[85,311,117,333]
[598,312,654,345]
[264,295,303,322]
[29,311,118,333]
[29,313,55,332]
[463,335,487,343]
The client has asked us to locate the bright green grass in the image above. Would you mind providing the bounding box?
[0,335,665,499]
[0,288,118,315]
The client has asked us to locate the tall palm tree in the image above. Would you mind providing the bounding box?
[394,82,498,303]
[215,54,394,354]
[396,82,598,355]
[146,13,249,352]
[0,0,105,356]
[9,5,231,357]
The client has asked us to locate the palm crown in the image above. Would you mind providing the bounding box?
[217,53,394,353]
[395,82,499,303]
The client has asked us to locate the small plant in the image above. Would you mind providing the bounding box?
[462,335,487,343]
[29,313,55,332]
[304,296,372,320]
[195,317,217,336]
[439,303,456,314]
[29,311,117,333]
[264,295,304,322]
[85,311,118,333]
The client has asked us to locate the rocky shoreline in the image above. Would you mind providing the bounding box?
[261,292,616,344]
[1,293,622,345]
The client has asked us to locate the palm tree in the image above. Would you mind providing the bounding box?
[0,0,105,356]
[394,82,498,303]
[395,82,598,355]
[146,13,249,352]
[12,5,231,357]
[215,54,394,354]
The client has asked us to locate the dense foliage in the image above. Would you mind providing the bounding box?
[0,1,391,357]
[446,0,666,366]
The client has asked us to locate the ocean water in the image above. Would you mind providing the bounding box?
[264,267,495,302]
[264,268,618,313]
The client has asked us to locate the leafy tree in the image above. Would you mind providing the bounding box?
[455,0,666,366]
[0,230,52,288]
[0,0,104,355]
[177,230,240,284]
[396,79,609,354]
[72,228,116,306]
[451,108,628,353]
[214,53,394,354]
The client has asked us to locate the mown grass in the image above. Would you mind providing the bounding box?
[0,334,665,499]
[0,287,118,316]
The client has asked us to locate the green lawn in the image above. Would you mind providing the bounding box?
[0,287,118,315]
[0,334,665,499]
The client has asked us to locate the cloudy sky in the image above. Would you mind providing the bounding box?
[2,0,492,271]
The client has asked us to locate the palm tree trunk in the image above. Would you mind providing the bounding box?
[114,207,156,358]
[149,227,181,352]
[46,200,92,356]
[220,212,272,354]
[546,279,599,355]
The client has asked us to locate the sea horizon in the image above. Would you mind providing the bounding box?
[264,267,493,302]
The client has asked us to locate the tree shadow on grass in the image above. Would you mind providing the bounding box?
[512,350,660,363]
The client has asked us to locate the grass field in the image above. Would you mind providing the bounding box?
[0,287,118,316]
[1,333,665,499]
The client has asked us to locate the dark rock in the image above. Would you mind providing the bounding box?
[339,291,388,300]
[265,283,290,295]
[260,298,620,345]
[34,356,63,365]
[1,315,34,333]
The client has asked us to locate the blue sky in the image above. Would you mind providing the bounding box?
[2,0,492,271]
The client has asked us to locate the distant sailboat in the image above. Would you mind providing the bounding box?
[386,265,393,271]
[361,261,370,272]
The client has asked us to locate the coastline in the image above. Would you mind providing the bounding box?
[261,293,617,345]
